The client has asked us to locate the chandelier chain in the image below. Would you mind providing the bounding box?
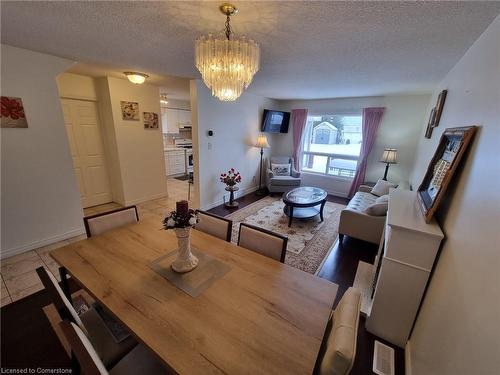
[224,14,232,40]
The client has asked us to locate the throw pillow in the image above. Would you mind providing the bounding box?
[271,163,291,176]
[375,194,389,204]
[370,179,397,197]
[364,202,389,216]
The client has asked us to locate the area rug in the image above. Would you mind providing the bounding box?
[225,196,345,274]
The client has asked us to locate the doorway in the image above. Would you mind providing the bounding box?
[61,98,112,208]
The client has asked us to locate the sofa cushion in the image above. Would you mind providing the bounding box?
[271,163,291,176]
[269,175,301,186]
[370,179,397,197]
[375,194,389,204]
[346,191,378,212]
[364,202,389,216]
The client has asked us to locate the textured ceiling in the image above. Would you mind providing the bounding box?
[2,1,499,100]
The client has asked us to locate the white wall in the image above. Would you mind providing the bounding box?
[102,76,167,205]
[407,15,500,375]
[57,72,98,101]
[1,45,84,258]
[271,95,430,196]
[190,80,278,209]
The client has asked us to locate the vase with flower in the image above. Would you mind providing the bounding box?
[162,200,199,273]
[220,168,242,208]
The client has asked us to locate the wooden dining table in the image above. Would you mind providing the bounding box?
[51,216,338,375]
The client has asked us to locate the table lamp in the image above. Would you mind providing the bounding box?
[256,134,270,195]
[380,148,397,180]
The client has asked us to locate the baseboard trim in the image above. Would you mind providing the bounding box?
[405,340,412,375]
[202,185,259,211]
[1,227,86,260]
[125,191,168,206]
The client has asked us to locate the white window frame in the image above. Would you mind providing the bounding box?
[300,112,362,179]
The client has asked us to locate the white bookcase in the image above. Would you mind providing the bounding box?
[365,189,444,348]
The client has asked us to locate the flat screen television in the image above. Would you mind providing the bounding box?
[261,109,291,133]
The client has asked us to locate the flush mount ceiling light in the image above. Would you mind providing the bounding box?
[124,72,149,84]
[195,3,260,101]
[160,94,169,105]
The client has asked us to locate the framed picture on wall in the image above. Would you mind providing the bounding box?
[1,96,28,128]
[121,101,139,121]
[417,126,477,223]
[433,90,447,128]
[425,107,436,139]
[143,112,159,129]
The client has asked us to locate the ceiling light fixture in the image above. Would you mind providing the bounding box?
[124,72,149,84]
[195,3,260,101]
[160,94,169,105]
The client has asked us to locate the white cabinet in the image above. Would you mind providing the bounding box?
[365,189,444,348]
[164,149,186,176]
[161,108,191,134]
[177,110,191,128]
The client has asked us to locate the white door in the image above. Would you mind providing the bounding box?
[61,99,112,208]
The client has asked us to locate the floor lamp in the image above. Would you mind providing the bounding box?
[380,148,398,181]
[256,134,270,195]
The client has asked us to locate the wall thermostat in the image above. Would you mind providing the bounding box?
[207,130,214,136]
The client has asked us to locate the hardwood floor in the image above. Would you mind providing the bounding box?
[1,191,405,374]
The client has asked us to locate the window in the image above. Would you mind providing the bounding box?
[301,114,362,178]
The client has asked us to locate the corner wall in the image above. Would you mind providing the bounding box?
[407,15,500,375]
[1,45,84,258]
[191,80,278,209]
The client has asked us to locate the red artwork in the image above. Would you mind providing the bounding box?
[1,96,28,128]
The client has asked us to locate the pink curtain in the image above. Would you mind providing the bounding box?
[291,109,308,170]
[348,107,385,198]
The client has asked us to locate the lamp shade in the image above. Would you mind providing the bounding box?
[256,134,270,148]
[380,148,397,164]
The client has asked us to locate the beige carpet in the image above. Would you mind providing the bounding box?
[226,196,345,274]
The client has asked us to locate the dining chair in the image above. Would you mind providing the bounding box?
[314,287,362,375]
[83,206,139,238]
[60,320,170,375]
[237,223,288,263]
[36,267,137,368]
[195,210,233,242]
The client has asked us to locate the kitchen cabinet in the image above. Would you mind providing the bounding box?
[164,149,186,176]
[161,108,191,134]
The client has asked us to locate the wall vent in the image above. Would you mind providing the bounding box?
[373,340,395,375]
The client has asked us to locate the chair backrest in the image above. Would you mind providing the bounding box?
[269,156,296,177]
[195,210,233,242]
[60,320,109,375]
[315,287,361,375]
[36,266,84,329]
[84,206,139,237]
[237,223,287,263]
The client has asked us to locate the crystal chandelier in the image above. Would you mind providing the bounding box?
[195,3,260,101]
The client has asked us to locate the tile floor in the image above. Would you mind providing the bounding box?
[0,177,195,307]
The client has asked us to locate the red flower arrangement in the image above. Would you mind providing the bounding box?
[220,168,242,187]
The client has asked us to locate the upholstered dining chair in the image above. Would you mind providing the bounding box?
[36,267,137,368]
[195,210,233,242]
[83,206,139,238]
[237,223,288,263]
[60,320,169,375]
[314,287,362,375]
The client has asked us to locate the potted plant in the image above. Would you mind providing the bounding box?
[162,200,199,273]
[220,168,242,207]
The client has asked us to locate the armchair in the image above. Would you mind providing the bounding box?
[267,156,302,194]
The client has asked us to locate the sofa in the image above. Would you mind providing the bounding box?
[338,181,409,245]
[267,156,302,194]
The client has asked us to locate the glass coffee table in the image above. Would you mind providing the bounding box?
[282,186,328,227]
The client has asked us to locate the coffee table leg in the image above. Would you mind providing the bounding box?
[288,206,294,227]
[320,200,326,222]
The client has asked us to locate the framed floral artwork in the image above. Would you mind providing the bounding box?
[121,101,139,121]
[1,96,28,128]
[143,112,159,129]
